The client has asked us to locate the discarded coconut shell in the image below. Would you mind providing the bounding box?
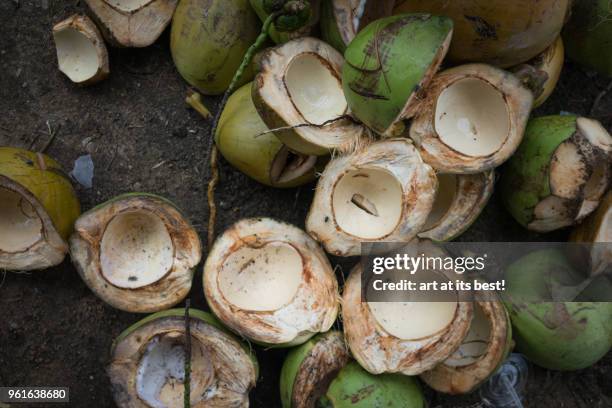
[109,309,258,407]
[520,36,565,108]
[171,0,261,95]
[216,82,318,188]
[306,139,437,257]
[320,0,395,52]
[394,0,569,68]
[409,64,533,174]
[203,218,339,346]
[564,0,612,77]
[0,147,81,271]
[342,13,453,136]
[501,115,611,232]
[53,14,109,86]
[250,0,321,44]
[85,0,177,47]
[253,37,364,155]
[70,193,201,313]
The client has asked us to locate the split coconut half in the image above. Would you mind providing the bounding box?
[0,147,80,271]
[418,170,495,242]
[342,13,453,136]
[203,218,339,346]
[252,37,364,155]
[420,295,512,394]
[280,331,426,408]
[85,0,177,47]
[306,139,437,257]
[394,0,569,67]
[410,64,533,174]
[501,115,612,232]
[109,309,258,407]
[320,0,395,52]
[70,193,201,313]
[342,260,473,375]
[53,14,109,86]
[216,82,318,188]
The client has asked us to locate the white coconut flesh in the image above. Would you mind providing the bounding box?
[422,173,457,230]
[100,210,174,289]
[285,53,347,125]
[54,27,100,83]
[218,242,303,311]
[0,187,43,253]
[270,146,317,184]
[435,78,510,157]
[444,303,491,367]
[332,168,403,239]
[104,0,154,13]
[136,332,213,408]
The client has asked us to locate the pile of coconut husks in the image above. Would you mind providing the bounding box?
[2,0,612,407]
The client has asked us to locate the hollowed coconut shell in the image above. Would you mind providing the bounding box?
[394,0,569,68]
[0,147,80,271]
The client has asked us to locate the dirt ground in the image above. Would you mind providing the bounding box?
[0,1,611,407]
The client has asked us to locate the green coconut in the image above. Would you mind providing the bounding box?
[170,0,261,95]
[564,0,612,77]
[216,82,319,187]
[342,13,453,135]
[0,147,80,271]
[109,308,258,407]
[250,0,319,44]
[500,115,612,232]
[503,249,612,371]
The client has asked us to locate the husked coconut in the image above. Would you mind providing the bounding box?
[501,115,611,232]
[253,37,364,155]
[410,64,533,174]
[85,0,178,47]
[53,14,109,85]
[307,139,437,256]
[204,218,339,346]
[70,193,201,313]
[0,147,80,271]
[109,309,258,407]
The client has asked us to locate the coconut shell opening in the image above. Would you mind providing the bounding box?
[270,146,317,184]
[332,168,403,239]
[100,209,174,289]
[218,242,303,312]
[422,173,457,230]
[435,78,510,157]
[0,186,43,254]
[104,0,155,13]
[285,53,347,125]
[445,303,490,367]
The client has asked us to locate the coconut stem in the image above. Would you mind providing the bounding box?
[206,12,279,247]
[186,91,212,119]
[184,299,191,408]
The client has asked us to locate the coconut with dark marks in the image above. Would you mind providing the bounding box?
[203,218,339,347]
[503,249,612,371]
[418,170,495,242]
[501,115,611,233]
[342,13,453,136]
[52,15,109,86]
[409,64,533,174]
[170,0,261,95]
[306,139,437,257]
[0,147,80,271]
[252,37,364,155]
[85,0,178,47]
[394,0,569,68]
[108,309,258,407]
[320,0,395,52]
[70,193,201,313]
[563,0,612,77]
[250,0,320,44]
[216,82,319,188]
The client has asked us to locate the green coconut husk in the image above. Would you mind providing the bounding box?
[342,13,453,135]
[250,0,320,43]
[503,249,612,371]
[500,115,611,232]
[216,82,320,188]
[170,0,261,95]
[563,0,612,77]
